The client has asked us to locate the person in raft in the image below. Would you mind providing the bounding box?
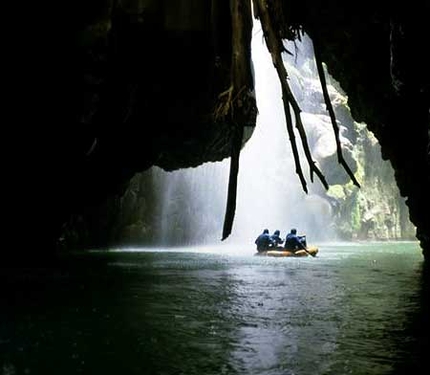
[255,229,273,252]
[284,228,307,252]
[269,229,284,249]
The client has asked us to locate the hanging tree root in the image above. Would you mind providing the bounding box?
[218,0,255,241]
[253,0,329,193]
[222,124,243,240]
[213,86,234,121]
[213,85,248,122]
[217,83,256,240]
[282,89,309,191]
[312,36,361,188]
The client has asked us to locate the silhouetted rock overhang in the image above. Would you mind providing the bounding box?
[6,0,429,262]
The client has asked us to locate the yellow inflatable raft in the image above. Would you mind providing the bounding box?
[255,246,319,257]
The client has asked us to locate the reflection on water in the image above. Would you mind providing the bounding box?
[1,242,428,374]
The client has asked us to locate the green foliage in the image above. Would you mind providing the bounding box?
[327,185,345,200]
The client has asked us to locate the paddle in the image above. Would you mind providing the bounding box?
[299,243,316,257]
[298,235,316,257]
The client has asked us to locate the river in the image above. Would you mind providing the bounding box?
[1,241,429,375]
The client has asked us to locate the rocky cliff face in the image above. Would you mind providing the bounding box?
[7,1,429,262]
[300,1,429,255]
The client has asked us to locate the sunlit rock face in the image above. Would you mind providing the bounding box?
[8,1,429,261]
[297,2,429,255]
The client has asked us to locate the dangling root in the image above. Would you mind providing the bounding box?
[220,0,254,241]
[213,85,248,122]
[222,124,243,240]
[283,95,309,191]
[253,0,329,192]
[312,36,361,188]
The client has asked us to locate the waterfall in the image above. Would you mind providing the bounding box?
[150,164,229,246]
[148,27,337,247]
[229,29,335,244]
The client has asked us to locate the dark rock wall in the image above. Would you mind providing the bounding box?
[298,1,430,255]
[8,1,255,263]
[7,1,429,262]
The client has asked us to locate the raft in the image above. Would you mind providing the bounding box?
[255,246,319,257]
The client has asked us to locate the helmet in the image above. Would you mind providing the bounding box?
[263,229,269,234]
[274,230,280,235]
[291,228,297,234]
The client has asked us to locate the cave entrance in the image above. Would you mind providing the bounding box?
[59,24,415,251]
